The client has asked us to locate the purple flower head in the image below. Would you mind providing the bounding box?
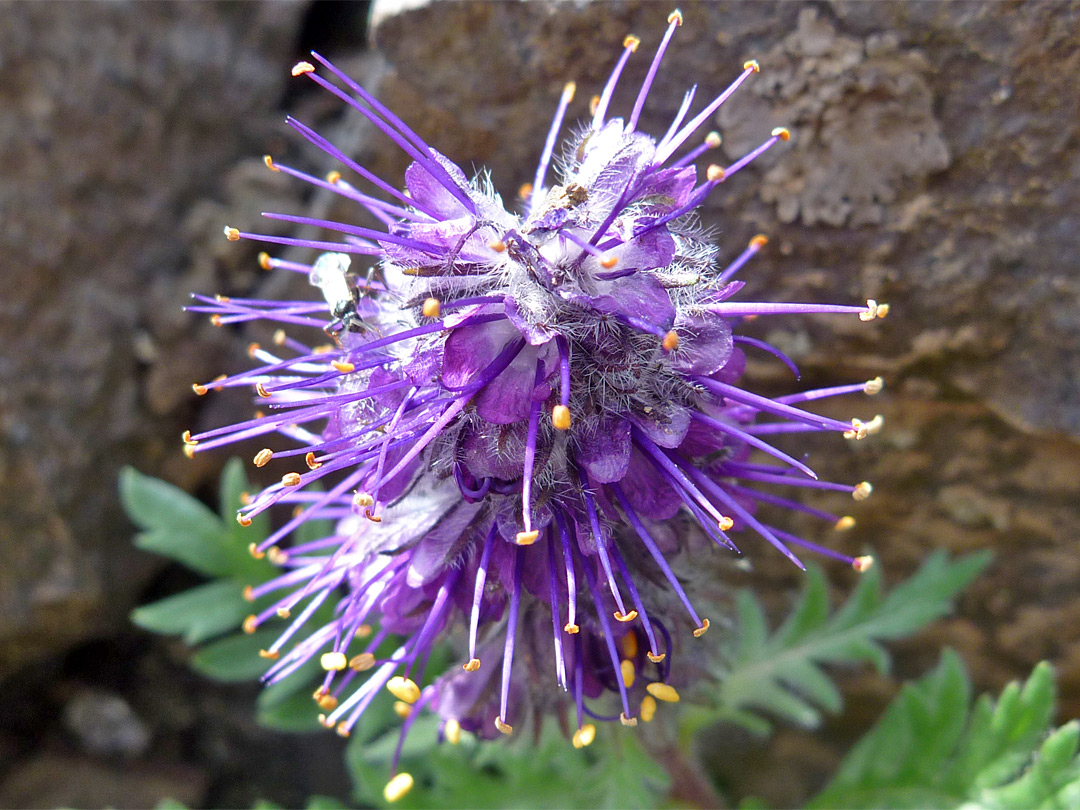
[186,11,885,800]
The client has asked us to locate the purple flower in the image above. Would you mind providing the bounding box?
[185,11,885,800]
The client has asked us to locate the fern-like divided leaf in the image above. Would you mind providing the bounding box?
[808,651,1080,809]
[347,719,669,810]
[712,550,991,733]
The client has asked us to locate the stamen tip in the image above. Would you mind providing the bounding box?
[291,61,315,77]
[600,254,619,269]
[552,404,572,430]
[515,530,540,546]
[864,376,885,395]
[614,610,639,623]
[853,555,874,573]
[383,773,414,804]
[706,164,726,182]
[572,724,597,748]
[623,35,641,52]
[422,297,441,318]
[564,622,580,635]
[619,712,638,727]
[744,58,761,73]
[668,9,683,26]
[646,682,681,703]
[705,130,722,148]
[771,126,791,141]
[646,651,666,663]
[834,515,857,531]
[693,617,711,637]
[662,330,680,351]
[463,658,481,672]
[749,234,768,250]
[263,155,279,172]
[258,252,273,270]
[253,448,273,468]
[853,481,873,501]
[223,226,240,241]
[494,716,513,735]
[387,676,421,704]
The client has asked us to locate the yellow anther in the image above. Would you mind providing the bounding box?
[326,170,342,184]
[282,472,302,487]
[445,718,462,744]
[620,659,636,689]
[291,61,315,77]
[247,342,262,358]
[864,414,885,436]
[707,164,726,182]
[259,649,279,660]
[620,713,638,727]
[335,723,351,738]
[256,382,271,398]
[860,299,890,321]
[267,546,288,565]
[853,481,873,501]
[750,234,769,250]
[590,94,601,116]
[263,155,279,172]
[515,530,539,546]
[237,513,252,528]
[320,652,347,671]
[210,314,223,327]
[744,59,761,73]
[387,676,421,704]
[494,716,513,735]
[834,515,857,531]
[693,618,711,637]
[552,404,572,430]
[394,701,412,719]
[242,585,254,602]
[247,542,264,559]
[614,610,638,623]
[350,653,376,672]
[489,239,507,253]
[365,509,383,524]
[853,555,874,573]
[270,330,286,347]
[243,615,258,634]
[463,658,481,672]
[572,724,596,748]
[646,682,681,703]
[258,252,273,270]
[276,607,291,619]
[705,131,722,148]
[305,451,322,470]
[356,624,372,638]
[182,430,197,446]
[599,254,618,269]
[662,330,680,351]
[422,297,441,318]
[331,360,355,373]
[192,382,209,396]
[718,516,735,532]
[313,344,334,354]
[354,491,375,508]
[318,693,339,712]
[844,418,868,440]
[562,81,577,103]
[771,126,791,141]
[640,694,657,722]
[253,448,273,467]
[223,226,240,241]
[620,632,639,660]
[183,444,195,459]
[518,184,533,202]
[564,623,580,634]
[668,9,684,25]
[646,651,666,663]
[864,376,884,395]
[623,35,641,52]
[383,773,414,804]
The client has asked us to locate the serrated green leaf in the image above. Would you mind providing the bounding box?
[191,629,278,682]
[714,551,990,733]
[121,466,234,577]
[807,655,1080,810]
[130,579,248,645]
[347,719,667,810]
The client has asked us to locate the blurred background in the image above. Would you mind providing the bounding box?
[1,0,1078,807]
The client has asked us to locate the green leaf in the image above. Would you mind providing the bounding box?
[191,629,279,682]
[347,719,668,810]
[713,550,990,733]
[807,655,1080,810]
[220,458,276,578]
[258,688,325,733]
[120,466,233,577]
[130,579,248,645]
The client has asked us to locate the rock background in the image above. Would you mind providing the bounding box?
[1,1,1077,807]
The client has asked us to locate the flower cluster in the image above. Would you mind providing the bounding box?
[184,11,884,801]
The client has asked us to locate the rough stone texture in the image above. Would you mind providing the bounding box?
[0,0,306,671]
[2,0,1080,807]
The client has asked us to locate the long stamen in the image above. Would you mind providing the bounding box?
[519,360,546,542]
[592,35,641,129]
[553,508,579,634]
[628,10,682,131]
[582,557,634,723]
[496,546,525,735]
[465,523,498,671]
[546,527,568,689]
[531,82,577,208]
